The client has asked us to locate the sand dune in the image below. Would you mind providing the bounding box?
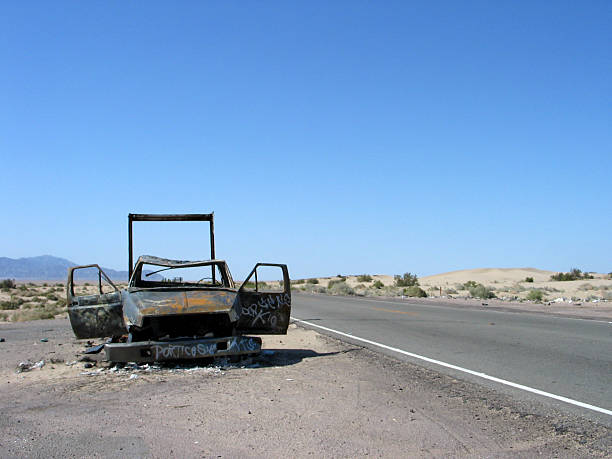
[419,267,555,285]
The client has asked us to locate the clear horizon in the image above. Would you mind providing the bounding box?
[1,2,610,279]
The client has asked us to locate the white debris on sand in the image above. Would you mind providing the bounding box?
[77,356,263,377]
[16,360,45,373]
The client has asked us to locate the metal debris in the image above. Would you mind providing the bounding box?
[84,344,105,354]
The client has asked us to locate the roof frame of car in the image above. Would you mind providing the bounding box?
[128,213,215,278]
[135,256,228,268]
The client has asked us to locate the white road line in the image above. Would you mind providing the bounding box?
[291,316,612,417]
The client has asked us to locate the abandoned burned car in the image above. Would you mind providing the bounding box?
[66,213,291,363]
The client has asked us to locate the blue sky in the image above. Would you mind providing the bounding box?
[1,1,610,279]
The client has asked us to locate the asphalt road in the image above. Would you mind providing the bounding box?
[291,293,612,426]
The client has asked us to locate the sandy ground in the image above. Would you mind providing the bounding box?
[293,268,612,304]
[419,268,612,301]
[0,318,610,457]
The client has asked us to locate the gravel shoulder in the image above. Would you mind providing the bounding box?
[0,318,610,457]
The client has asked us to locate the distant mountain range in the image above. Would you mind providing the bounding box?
[0,255,129,281]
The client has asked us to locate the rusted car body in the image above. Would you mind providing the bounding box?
[66,213,291,362]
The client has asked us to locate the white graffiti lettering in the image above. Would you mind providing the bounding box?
[241,293,290,327]
[151,337,259,360]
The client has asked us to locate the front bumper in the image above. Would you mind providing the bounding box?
[104,336,262,363]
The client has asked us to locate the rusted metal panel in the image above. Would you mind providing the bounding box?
[68,298,126,339]
[105,336,262,363]
[237,291,291,334]
[123,289,239,328]
[236,263,292,335]
[67,265,126,339]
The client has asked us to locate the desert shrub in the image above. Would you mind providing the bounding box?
[241,281,267,289]
[608,272,612,279]
[527,290,545,301]
[0,300,21,310]
[357,274,373,282]
[524,277,534,283]
[18,284,28,291]
[54,299,67,308]
[578,283,596,291]
[394,273,419,287]
[12,309,58,321]
[292,279,305,285]
[301,284,326,294]
[403,286,427,297]
[328,279,347,289]
[550,268,593,281]
[242,281,269,289]
[509,283,526,293]
[372,280,384,289]
[0,279,16,289]
[462,280,479,290]
[468,284,496,299]
[328,282,355,296]
[354,284,366,290]
[0,311,9,321]
[55,283,63,287]
[444,287,457,295]
[307,278,319,284]
[45,292,59,301]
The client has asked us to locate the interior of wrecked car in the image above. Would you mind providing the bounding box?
[131,261,233,289]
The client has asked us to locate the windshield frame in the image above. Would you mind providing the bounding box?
[129,258,234,290]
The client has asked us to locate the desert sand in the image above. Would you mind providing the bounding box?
[294,268,611,303]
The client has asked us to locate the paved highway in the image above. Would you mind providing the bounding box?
[291,293,612,426]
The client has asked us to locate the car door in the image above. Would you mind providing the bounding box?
[67,264,126,339]
[237,263,291,334]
